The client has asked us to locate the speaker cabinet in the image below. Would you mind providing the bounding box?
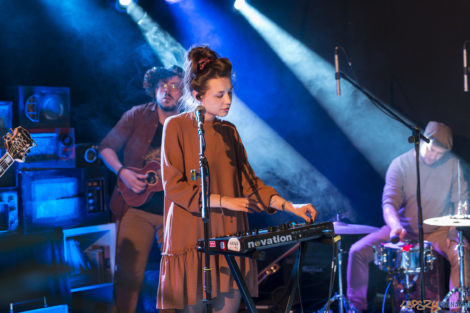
[75,143,100,168]
[256,240,336,311]
[16,86,70,128]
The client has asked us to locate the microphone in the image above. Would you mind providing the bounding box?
[464,44,468,92]
[390,235,400,244]
[195,105,205,127]
[335,46,341,96]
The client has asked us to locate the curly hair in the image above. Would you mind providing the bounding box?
[181,45,232,111]
[143,65,183,98]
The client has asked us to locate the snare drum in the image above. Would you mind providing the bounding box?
[373,241,436,274]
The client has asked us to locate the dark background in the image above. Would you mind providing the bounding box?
[1,0,469,228]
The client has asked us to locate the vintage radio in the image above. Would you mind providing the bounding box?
[19,167,109,233]
[19,128,75,168]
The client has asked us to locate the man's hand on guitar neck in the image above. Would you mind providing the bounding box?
[120,168,148,194]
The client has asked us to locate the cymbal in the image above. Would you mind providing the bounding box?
[333,221,380,235]
[424,215,470,227]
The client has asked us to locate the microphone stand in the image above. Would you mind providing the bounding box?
[339,71,430,303]
[192,116,212,313]
[410,127,426,304]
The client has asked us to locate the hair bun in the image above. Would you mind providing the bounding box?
[181,45,232,111]
[197,57,211,71]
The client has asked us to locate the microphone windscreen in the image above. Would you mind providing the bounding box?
[195,105,206,114]
[195,105,205,124]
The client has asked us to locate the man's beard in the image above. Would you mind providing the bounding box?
[157,100,179,112]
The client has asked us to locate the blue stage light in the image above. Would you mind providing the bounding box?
[234,0,246,10]
[125,2,185,66]
[119,0,133,7]
[236,2,412,175]
[115,0,137,12]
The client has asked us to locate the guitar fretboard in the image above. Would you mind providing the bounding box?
[0,152,15,177]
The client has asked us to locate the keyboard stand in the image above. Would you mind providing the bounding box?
[224,242,306,313]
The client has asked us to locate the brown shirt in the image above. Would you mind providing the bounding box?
[157,112,278,309]
[99,102,160,219]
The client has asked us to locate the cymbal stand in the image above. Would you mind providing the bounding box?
[321,237,358,313]
[442,230,470,313]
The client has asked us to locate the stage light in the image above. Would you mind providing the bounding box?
[114,0,137,12]
[165,0,182,3]
[18,86,71,128]
[236,2,412,175]
[124,0,354,223]
[234,0,246,10]
[118,0,134,7]
[226,95,355,224]
[125,2,185,66]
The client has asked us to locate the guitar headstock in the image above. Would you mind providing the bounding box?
[3,126,36,162]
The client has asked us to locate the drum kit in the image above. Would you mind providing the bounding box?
[322,201,470,313]
[423,201,470,313]
[373,240,436,313]
[321,219,380,313]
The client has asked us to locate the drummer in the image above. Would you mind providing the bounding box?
[347,121,469,312]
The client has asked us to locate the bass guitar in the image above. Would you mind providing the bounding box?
[117,160,163,207]
[0,126,36,178]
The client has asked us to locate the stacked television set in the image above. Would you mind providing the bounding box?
[0,86,114,308]
[0,86,110,233]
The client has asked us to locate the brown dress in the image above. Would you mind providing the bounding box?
[157,112,278,309]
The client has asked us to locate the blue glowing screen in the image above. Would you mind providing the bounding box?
[28,133,58,157]
[31,177,79,221]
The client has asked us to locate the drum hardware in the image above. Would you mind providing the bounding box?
[320,236,358,313]
[374,241,436,275]
[321,216,380,313]
[424,201,470,313]
[374,241,436,313]
[398,274,417,313]
[332,220,380,235]
[440,230,470,313]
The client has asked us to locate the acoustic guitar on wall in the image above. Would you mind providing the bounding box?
[117,160,163,207]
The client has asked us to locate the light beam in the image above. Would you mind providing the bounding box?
[236,2,413,175]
